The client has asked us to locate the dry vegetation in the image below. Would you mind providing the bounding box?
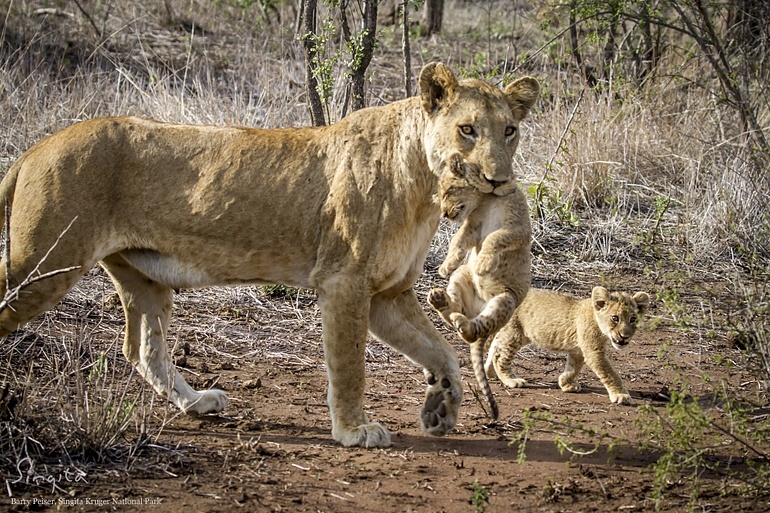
[0,0,769,511]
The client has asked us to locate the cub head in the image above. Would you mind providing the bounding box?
[591,286,650,350]
[437,171,482,224]
[419,62,540,196]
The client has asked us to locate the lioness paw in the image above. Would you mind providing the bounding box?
[420,371,461,437]
[183,388,229,414]
[333,422,392,448]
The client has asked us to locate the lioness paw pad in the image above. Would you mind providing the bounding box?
[419,373,461,437]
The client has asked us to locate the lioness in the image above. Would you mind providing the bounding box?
[485,287,650,404]
[428,170,532,419]
[0,63,539,448]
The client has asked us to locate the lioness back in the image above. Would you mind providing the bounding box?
[485,286,650,404]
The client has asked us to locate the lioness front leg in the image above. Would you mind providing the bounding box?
[317,286,391,448]
[101,255,228,414]
[369,289,462,437]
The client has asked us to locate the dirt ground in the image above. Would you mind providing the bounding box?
[3,263,768,513]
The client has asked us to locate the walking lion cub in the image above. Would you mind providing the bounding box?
[428,170,532,418]
[485,287,650,404]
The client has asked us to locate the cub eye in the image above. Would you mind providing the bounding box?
[611,315,619,323]
[630,316,637,324]
[459,125,475,136]
[505,126,516,137]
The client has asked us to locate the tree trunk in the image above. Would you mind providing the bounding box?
[420,0,443,37]
[350,0,378,112]
[301,0,326,126]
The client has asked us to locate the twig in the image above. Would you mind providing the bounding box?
[533,88,584,220]
[0,216,81,313]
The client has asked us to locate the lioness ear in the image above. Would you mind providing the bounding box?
[419,62,459,114]
[592,286,610,310]
[632,292,650,314]
[503,76,540,121]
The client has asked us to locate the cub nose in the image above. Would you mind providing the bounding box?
[487,178,508,188]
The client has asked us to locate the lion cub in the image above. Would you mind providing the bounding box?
[428,171,532,418]
[485,286,650,405]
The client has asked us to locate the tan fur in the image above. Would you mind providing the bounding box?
[0,63,539,448]
[485,287,650,405]
[428,171,533,419]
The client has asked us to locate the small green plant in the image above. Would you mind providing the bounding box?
[469,479,490,513]
[528,182,579,226]
[637,381,770,510]
[509,408,623,465]
[260,284,298,299]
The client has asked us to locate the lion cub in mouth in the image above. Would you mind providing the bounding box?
[428,170,532,419]
[485,286,650,405]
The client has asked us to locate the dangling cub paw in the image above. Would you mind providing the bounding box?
[428,288,450,312]
[449,312,477,342]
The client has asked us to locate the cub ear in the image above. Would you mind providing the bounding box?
[591,286,610,310]
[503,76,540,121]
[419,62,459,114]
[632,292,651,314]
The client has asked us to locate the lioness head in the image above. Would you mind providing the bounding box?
[419,63,540,196]
[592,286,650,350]
[437,172,480,223]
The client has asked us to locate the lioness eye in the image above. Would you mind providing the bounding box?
[611,315,619,323]
[459,125,475,136]
[505,126,516,137]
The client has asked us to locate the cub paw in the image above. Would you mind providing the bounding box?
[184,388,229,414]
[610,391,633,405]
[474,253,497,276]
[333,422,392,448]
[499,376,527,388]
[428,288,450,311]
[449,313,477,342]
[420,371,462,437]
[438,260,458,278]
[557,375,582,392]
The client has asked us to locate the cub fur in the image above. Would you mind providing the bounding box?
[0,62,540,448]
[485,286,650,405]
[428,169,533,419]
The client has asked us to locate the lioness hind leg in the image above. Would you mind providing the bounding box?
[370,289,462,438]
[100,254,227,415]
[0,250,91,338]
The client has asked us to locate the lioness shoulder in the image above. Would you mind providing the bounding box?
[485,286,650,404]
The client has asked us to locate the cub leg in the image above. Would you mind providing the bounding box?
[583,350,632,404]
[558,350,585,392]
[369,289,462,438]
[428,265,475,328]
[485,320,528,388]
[317,283,390,448]
[100,254,228,414]
[452,291,517,343]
